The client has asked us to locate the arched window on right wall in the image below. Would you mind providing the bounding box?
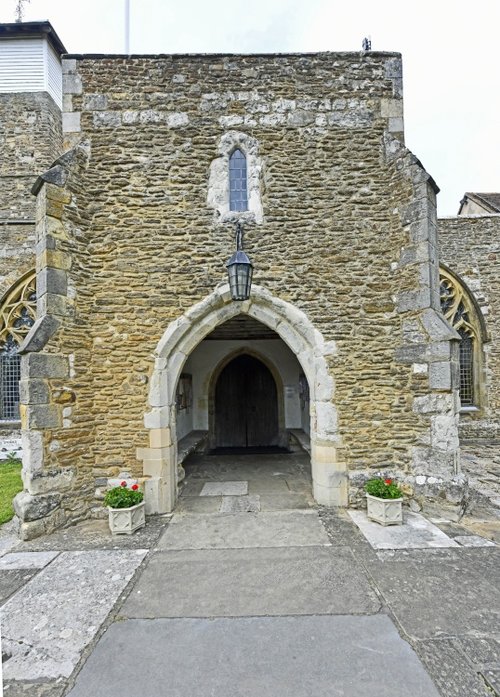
[439,267,485,408]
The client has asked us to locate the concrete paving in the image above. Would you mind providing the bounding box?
[158,510,331,549]
[122,546,380,618]
[66,615,440,697]
[1,451,500,697]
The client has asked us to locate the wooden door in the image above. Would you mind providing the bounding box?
[215,354,279,448]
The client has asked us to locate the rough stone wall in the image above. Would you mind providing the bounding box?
[439,214,500,442]
[15,52,462,536]
[0,92,62,296]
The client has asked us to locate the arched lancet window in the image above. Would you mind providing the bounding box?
[229,148,248,212]
[0,272,37,421]
[439,268,482,407]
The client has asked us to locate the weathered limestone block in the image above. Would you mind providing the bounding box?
[21,353,69,379]
[23,467,75,496]
[13,491,61,522]
[22,405,60,430]
[429,361,452,390]
[19,379,49,405]
[19,316,61,353]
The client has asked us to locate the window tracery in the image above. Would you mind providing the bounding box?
[439,268,480,407]
[0,271,36,420]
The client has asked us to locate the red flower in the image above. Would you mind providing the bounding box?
[384,478,392,485]
[120,481,127,487]
[131,484,139,491]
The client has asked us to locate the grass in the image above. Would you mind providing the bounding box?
[0,458,23,525]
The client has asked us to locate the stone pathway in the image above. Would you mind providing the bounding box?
[0,451,499,696]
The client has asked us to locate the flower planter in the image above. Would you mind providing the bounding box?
[366,493,403,526]
[108,501,145,535]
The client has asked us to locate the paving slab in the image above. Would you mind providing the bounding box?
[175,495,222,513]
[0,569,37,605]
[364,550,500,638]
[348,510,459,549]
[1,549,147,680]
[481,670,500,695]
[122,546,380,618]
[247,477,290,494]
[454,534,496,547]
[3,680,68,697]
[258,493,312,510]
[157,510,330,549]
[200,481,248,496]
[413,639,494,697]
[219,494,260,513]
[453,636,500,665]
[0,551,59,569]
[9,517,168,552]
[66,615,439,697]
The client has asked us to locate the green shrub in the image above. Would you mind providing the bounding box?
[104,482,144,509]
[365,477,402,499]
[0,459,23,525]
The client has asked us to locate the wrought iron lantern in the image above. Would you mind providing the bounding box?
[226,223,253,301]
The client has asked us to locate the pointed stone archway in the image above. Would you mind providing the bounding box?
[137,284,345,513]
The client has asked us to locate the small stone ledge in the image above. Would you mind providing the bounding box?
[289,429,311,454]
[178,430,208,465]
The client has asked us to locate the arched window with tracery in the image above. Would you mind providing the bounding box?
[0,271,37,420]
[229,148,248,212]
[439,268,483,408]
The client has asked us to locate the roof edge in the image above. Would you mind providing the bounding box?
[0,21,67,55]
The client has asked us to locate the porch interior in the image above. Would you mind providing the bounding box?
[177,450,315,513]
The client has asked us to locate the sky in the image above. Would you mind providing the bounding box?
[2,0,499,215]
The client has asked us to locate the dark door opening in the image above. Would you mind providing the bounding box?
[214,354,280,450]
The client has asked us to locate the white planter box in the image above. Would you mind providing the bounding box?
[108,501,145,535]
[366,493,403,526]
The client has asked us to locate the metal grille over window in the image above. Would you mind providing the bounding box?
[439,270,478,406]
[458,331,474,405]
[0,271,37,421]
[229,148,248,212]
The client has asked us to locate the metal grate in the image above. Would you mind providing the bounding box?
[459,331,474,406]
[229,148,248,211]
[0,336,21,420]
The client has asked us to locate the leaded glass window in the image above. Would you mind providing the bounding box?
[0,271,36,421]
[229,148,248,212]
[439,269,478,406]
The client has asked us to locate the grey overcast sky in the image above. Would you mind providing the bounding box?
[2,0,499,215]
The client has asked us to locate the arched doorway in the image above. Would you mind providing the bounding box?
[140,283,344,513]
[214,354,279,449]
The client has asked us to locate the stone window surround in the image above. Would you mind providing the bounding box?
[439,264,488,413]
[207,131,264,224]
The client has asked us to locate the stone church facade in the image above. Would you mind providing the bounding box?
[0,22,498,540]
